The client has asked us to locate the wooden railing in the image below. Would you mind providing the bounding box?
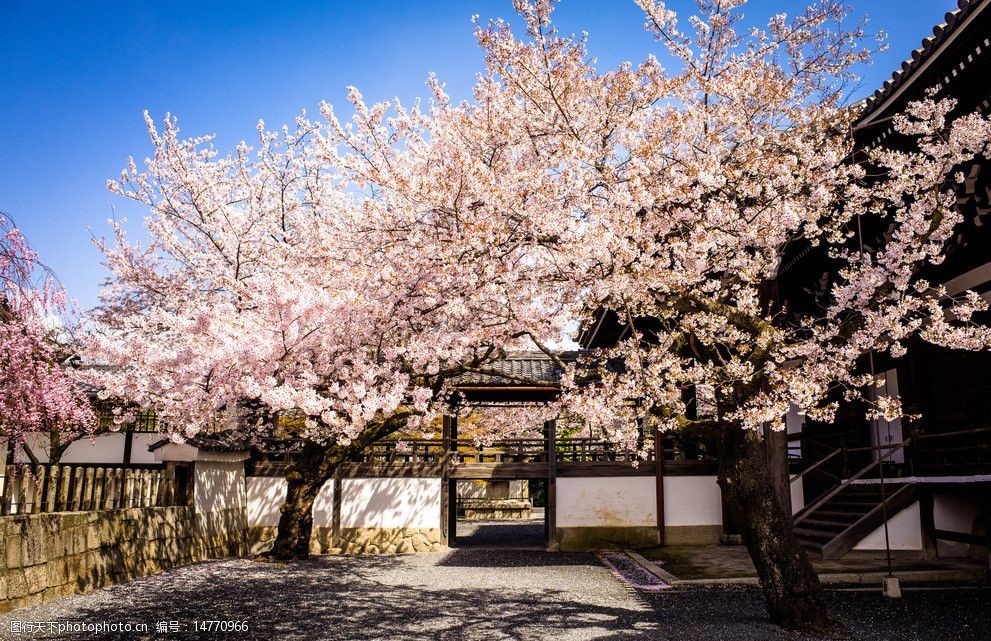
[793,439,911,525]
[247,433,719,474]
[0,464,182,516]
[910,426,991,475]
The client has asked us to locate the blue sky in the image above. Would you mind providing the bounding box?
[0,0,958,309]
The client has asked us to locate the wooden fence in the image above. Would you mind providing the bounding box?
[0,464,182,516]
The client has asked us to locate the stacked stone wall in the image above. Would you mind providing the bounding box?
[0,506,246,613]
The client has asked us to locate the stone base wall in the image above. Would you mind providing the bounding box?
[0,507,246,613]
[554,526,660,551]
[249,525,443,556]
[249,525,444,556]
[664,524,723,545]
[337,527,442,554]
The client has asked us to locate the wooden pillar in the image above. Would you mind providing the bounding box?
[122,429,134,469]
[331,471,343,549]
[448,415,458,544]
[655,426,666,546]
[545,419,557,549]
[440,415,456,547]
[919,487,937,560]
[984,496,991,574]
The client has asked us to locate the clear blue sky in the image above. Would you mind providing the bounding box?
[0,0,957,309]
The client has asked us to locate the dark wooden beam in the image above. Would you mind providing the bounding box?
[655,426,665,546]
[919,487,937,560]
[447,415,459,545]
[440,415,452,547]
[337,462,444,478]
[331,471,342,549]
[546,419,557,549]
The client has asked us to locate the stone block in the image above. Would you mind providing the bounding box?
[45,559,66,586]
[5,539,22,568]
[411,533,433,552]
[23,564,48,594]
[6,570,28,600]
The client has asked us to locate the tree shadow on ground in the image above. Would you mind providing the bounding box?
[450,519,546,551]
[4,554,990,641]
[7,555,658,641]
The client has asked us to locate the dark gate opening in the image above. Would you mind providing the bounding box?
[450,477,547,549]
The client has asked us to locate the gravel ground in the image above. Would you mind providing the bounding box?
[2,551,989,641]
[455,516,546,548]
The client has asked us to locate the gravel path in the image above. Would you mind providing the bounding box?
[2,551,988,640]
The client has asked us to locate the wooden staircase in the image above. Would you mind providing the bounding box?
[793,481,917,559]
[790,436,918,560]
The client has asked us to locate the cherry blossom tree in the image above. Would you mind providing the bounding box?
[311,0,989,629]
[84,109,571,560]
[1,214,95,465]
[88,0,991,629]
[412,0,988,629]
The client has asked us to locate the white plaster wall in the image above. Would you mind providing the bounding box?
[854,501,922,550]
[60,434,127,464]
[9,432,167,465]
[194,460,246,513]
[15,432,127,464]
[934,494,984,557]
[246,477,287,527]
[557,477,657,527]
[129,433,165,464]
[311,480,336,527]
[246,477,336,527]
[663,475,723,527]
[340,478,441,529]
[790,478,805,515]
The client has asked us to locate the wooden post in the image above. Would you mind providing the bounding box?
[447,416,459,545]
[123,469,134,509]
[440,415,452,547]
[14,472,27,515]
[122,429,134,469]
[83,467,96,510]
[919,488,937,560]
[32,466,46,514]
[71,467,84,511]
[45,465,59,512]
[57,466,72,511]
[331,471,343,549]
[93,468,106,511]
[545,419,557,549]
[142,469,153,506]
[655,426,666,546]
[105,468,118,509]
[984,496,991,575]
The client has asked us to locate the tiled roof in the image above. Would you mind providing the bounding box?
[859,0,989,123]
[451,351,580,387]
[148,431,255,453]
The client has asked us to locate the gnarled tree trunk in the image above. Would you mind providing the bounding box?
[717,425,829,631]
[265,440,341,561]
[261,410,411,562]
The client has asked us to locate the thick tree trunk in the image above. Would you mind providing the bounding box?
[260,410,411,562]
[717,426,830,631]
[264,441,339,561]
